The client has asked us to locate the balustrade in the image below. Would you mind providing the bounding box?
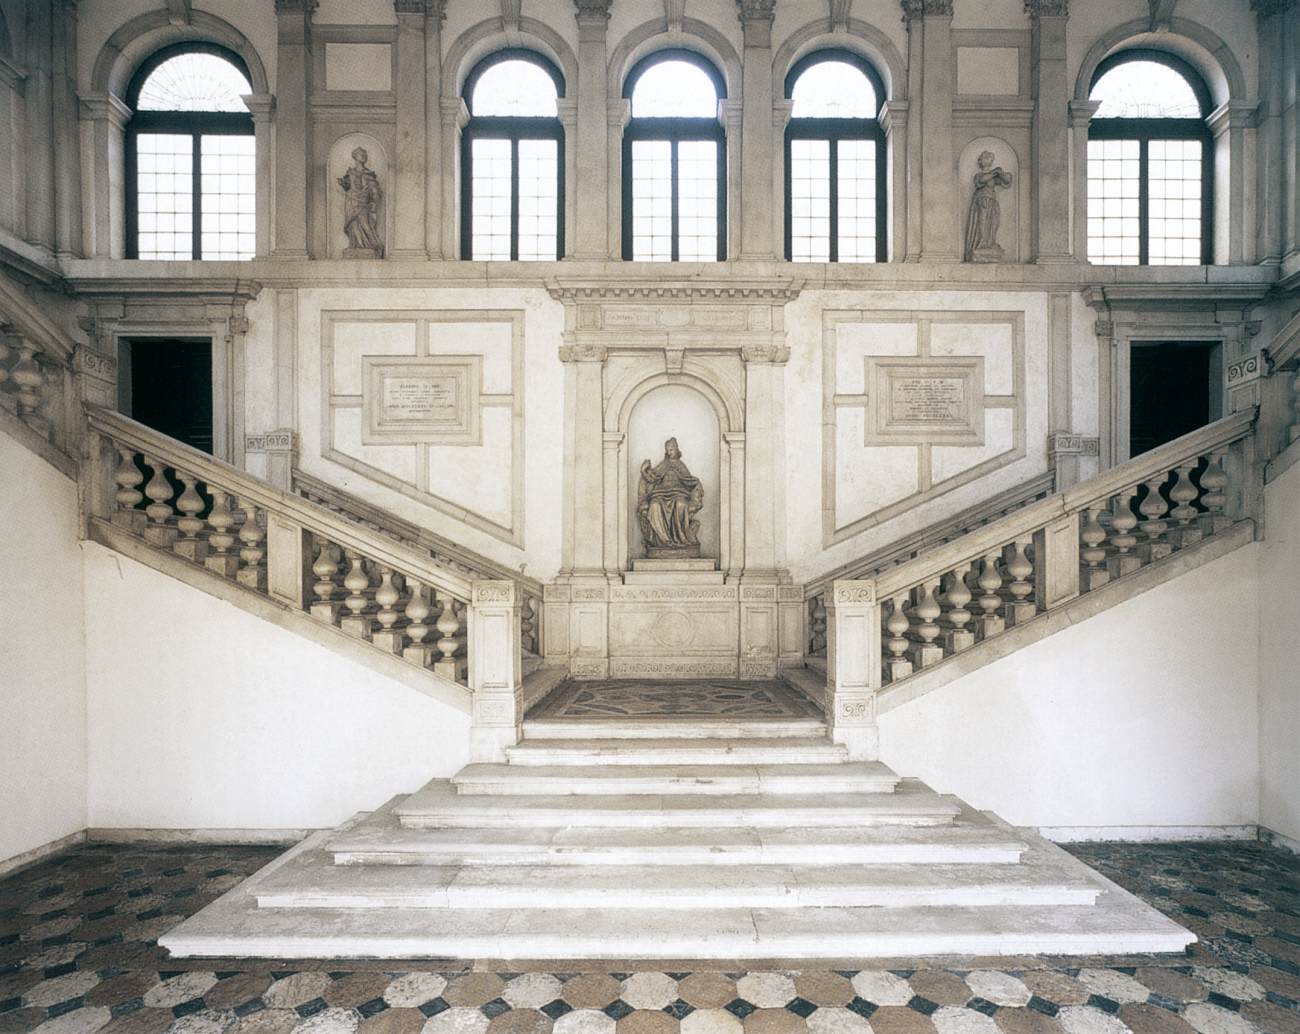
[0,328,69,447]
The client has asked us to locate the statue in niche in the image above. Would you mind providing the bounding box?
[637,437,705,558]
[338,147,384,258]
[964,150,1013,263]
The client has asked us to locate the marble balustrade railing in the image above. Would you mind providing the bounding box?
[291,469,544,658]
[0,317,75,458]
[811,408,1260,696]
[83,405,528,692]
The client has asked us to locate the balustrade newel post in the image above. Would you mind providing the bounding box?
[468,580,523,764]
[1033,513,1080,609]
[825,580,880,762]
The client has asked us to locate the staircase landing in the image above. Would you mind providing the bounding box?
[160,683,1192,961]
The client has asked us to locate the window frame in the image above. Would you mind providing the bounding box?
[783,49,888,264]
[459,48,567,262]
[124,42,255,261]
[1087,49,1214,266]
[620,49,728,262]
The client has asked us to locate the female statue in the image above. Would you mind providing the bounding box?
[964,150,1013,262]
[338,147,384,257]
[637,437,704,558]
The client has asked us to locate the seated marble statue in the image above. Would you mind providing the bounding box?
[637,437,704,558]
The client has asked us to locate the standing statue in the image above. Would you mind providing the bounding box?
[637,437,705,558]
[964,150,1013,262]
[338,147,384,258]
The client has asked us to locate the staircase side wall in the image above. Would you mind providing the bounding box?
[0,429,87,867]
[82,541,471,833]
[879,546,1262,836]
[1260,460,1300,847]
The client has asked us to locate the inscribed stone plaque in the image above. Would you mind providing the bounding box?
[362,355,482,445]
[864,356,985,446]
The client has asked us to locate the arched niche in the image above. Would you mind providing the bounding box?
[956,137,1023,263]
[327,133,389,259]
[626,385,721,561]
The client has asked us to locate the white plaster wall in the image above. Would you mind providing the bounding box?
[0,431,87,864]
[880,547,1261,831]
[83,541,470,832]
[1259,462,1300,844]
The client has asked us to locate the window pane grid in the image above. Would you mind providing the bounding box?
[470,138,512,261]
[835,139,877,262]
[1087,138,1141,265]
[199,134,255,260]
[1148,138,1203,265]
[790,139,830,262]
[517,139,559,261]
[631,140,673,262]
[677,140,717,262]
[135,133,194,260]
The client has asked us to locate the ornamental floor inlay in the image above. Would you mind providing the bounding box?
[0,840,1298,1034]
[525,680,824,721]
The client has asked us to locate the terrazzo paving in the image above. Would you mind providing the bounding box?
[526,681,823,720]
[2,839,1298,1034]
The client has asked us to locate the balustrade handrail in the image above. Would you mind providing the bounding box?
[85,404,476,602]
[865,409,1257,601]
[291,468,543,598]
[804,471,1057,600]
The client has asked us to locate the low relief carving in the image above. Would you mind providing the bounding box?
[338,147,384,258]
[964,151,1013,263]
[637,437,705,559]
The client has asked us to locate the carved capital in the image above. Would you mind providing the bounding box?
[274,0,318,12]
[472,580,517,605]
[901,0,952,21]
[1024,0,1068,16]
[574,0,613,24]
[559,342,608,363]
[1093,319,1115,339]
[740,343,791,364]
[831,580,875,605]
[736,0,777,24]
[395,0,446,16]
[73,344,116,381]
[245,429,296,454]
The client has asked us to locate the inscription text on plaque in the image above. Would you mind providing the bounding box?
[863,356,985,446]
[362,355,482,445]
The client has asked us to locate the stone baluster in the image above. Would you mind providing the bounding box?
[205,490,239,577]
[883,594,913,683]
[940,563,975,652]
[973,552,1005,639]
[1079,505,1109,591]
[141,456,178,547]
[521,596,537,655]
[403,579,437,667]
[1167,463,1202,548]
[10,345,46,436]
[433,591,463,681]
[173,474,208,562]
[1137,475,1173,562]
[1002,538,1036,626]
[1106,488,1141,578]
[809,595,827,655]
[235,498,266,591]
[371,567,405,654]
[340,549,373,639]
[908,579,943,668]
[307,538,341,622]
[111,446,146,534]
[1198,450,1231,534]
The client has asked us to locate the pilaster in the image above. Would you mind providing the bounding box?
[560,342,609,575]
[440,97,468,258]
[825,581,880,761]
[242,94,276,258]
[606,99,630,258]
[902,0,957,261]
[737,0,776,259]
[273,0,315,259]
[741,343,789,578]
[1068,100,1100,261]
[391,0,431,259]
[52,0,82,259]
[1208,101,1258,266]
[26,0,55,255]
[1025,0,1071,263]
[573,0,612,259]
[78,92,131,258]
[468,580,524,762]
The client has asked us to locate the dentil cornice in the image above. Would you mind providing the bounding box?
[546,279,804,303]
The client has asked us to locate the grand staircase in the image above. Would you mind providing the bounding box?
[161,699,1191,959]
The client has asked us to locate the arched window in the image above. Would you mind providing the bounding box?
[125,44,255,260]
[622,50,726,262]
[1087,51,1212,265]
[784,51,886,263]
[461,50,565,261]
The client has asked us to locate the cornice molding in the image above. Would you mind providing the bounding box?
[546,279,804,303]
[901,0,952,21]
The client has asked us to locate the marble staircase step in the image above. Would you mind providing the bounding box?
[252,857,1097,910]
[450,761,898,796]
[520,718,828,740]
[394,779,960,829]
[505,736,849,766]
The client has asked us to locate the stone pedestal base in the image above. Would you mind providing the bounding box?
[205,553,240,578]
[144,524,177,548]
[371,629,404,654]
[884,657,914,682]
[342,247,382,259]
[909,642,944,668]
[404,643,438,667]
[340,614,373,639]
[1108,554,1142,578]
[1139,541,1174,563]
[943,628,976,652]
[112,510,147,535]
[173,538,208,563]
[236,568,266,592]
[310,601,343,623]
[1004,601,1037,626]
[1081,566,1111,592]
[968,245,1005,263]
[830,722,880,762]
[974,615,1005,640]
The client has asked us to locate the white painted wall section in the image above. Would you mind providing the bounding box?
[83,541,470,832]
[1259,461,1300,845]
[0,430,87,865]
[880,546,1262,833]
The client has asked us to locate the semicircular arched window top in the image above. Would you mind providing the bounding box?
[125,44,256,261]
[784,51,886,263]
[1086,50,1212,266]
[469,57,560,118]
[134,50,253,113]
[460,50,566,261]
[630,58,720,119]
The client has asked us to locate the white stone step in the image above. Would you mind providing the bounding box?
[450,761,897,796]
[521,718,828,740]
[394,779,960,829]
[253,857,1097,910]
[506,736,848,766]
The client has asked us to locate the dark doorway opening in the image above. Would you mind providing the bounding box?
[1129,341,1221,458]
[119,338,214,454]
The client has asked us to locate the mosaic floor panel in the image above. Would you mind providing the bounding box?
[526,681,824,721]
[2,838,1298,1033]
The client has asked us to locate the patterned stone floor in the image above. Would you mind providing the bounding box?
[526,680,823,720]
[2,838,1299,1034]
